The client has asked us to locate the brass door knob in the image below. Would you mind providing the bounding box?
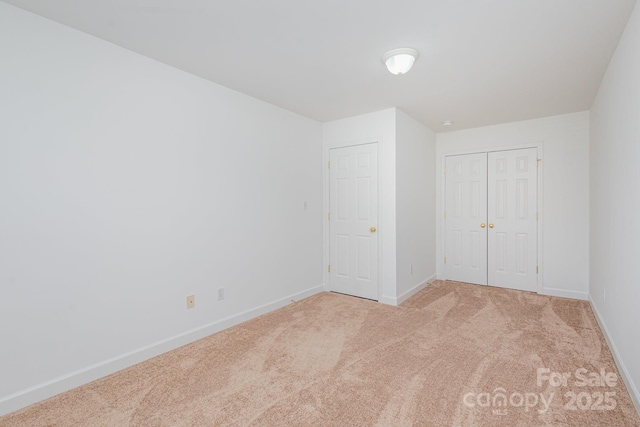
[480,223,486,228]
[370,227,377,233]
[489,223,494,228]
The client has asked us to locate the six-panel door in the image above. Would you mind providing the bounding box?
[329,143,378,300]
[445,153,489,285]
[487,148,538,292]
[445,148,538,292]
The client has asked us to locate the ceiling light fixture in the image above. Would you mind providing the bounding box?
[442,120,453,127]
[382,48,419,75]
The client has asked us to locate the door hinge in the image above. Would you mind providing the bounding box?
[537,158,541,166]
[536,212,539,221]
[444,167,447,174]
[328,161,331,169]
[444,257,447,264]
[536,266,539,274]
[444,211,447,219]
[328,212,331,220]
[328,264,331,273]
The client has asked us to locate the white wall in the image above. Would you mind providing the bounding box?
[322,109,397,303]
[590,1,640,409]
[436,112,590,299]
[0,3,323,415]
[395,110,437,303]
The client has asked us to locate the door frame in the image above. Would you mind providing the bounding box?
[323,139,383,302]
[438,142,544,293]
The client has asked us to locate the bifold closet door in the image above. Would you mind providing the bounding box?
[487,149,537,292]
[444,153,488,285]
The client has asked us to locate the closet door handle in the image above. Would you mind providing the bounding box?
[480,223,486,228]
[489,223,494,229]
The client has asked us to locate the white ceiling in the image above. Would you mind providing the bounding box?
[2,0,637,131]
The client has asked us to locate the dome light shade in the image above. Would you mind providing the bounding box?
[382,48,419,75]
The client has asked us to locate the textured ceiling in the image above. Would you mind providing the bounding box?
[2,0,637,131]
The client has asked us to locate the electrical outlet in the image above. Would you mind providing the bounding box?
[186,294,195,309]
[217,287,224,301]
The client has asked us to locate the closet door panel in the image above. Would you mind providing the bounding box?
[487,149,538,292]
[444,153,488,285]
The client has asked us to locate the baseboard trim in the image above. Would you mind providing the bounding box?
[588,295,640,416]
[540,287,588,300]
[378,295,396,305]
[0,284,324,417]
[379,275,436,306]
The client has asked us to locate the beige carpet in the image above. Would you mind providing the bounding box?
[1,280,639,426]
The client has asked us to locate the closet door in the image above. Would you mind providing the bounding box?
[444,153,488,285]
[329,143,379,300]
[487,149,538,292]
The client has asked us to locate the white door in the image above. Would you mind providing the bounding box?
[445,153,488,285]
[487,149,538,292]
[329,143,378,300]
[444,148,538,292]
